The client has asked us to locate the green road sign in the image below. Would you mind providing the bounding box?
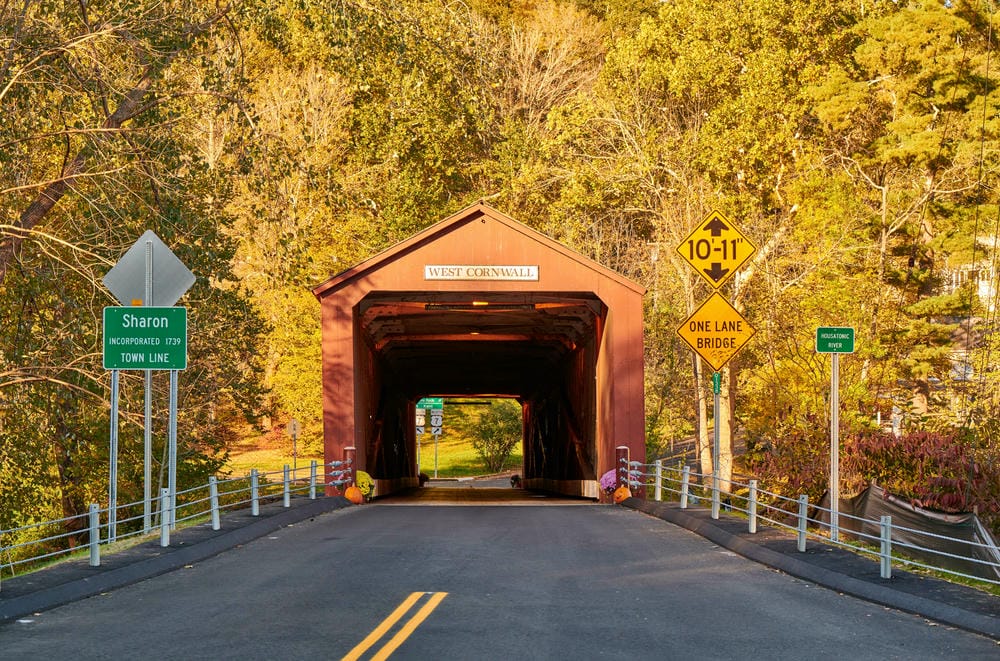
[104,307,187,370]
[816,326,855,354]
[416,397,444,409]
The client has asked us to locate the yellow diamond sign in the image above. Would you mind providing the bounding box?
[677,293,756,372]
[677,210,756,288]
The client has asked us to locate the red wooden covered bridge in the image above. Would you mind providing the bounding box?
[312,202,645,498]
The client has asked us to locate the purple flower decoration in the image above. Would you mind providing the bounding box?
[599,469,617,494]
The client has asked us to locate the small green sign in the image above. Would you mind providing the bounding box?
[816,327,855,354]
[104,306,187,370]
[416,397,444,409]
[712,372,722,394]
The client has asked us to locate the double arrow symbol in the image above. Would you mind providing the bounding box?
[703,263,730,283]
[678,209,756,289]
[703,215,730,283]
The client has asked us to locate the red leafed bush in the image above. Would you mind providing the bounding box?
[748,429,1000,534]
[841,430,998,513]
[745,428,831,503]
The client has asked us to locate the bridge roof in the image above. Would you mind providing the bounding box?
[310,202,645,399]
[311,202,645,299]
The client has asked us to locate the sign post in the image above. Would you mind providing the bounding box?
[675,210,757,520]
[415,409,426,474]
[286,418,301,472]
[711,371,722,519]
[102,306,188,532]
[417,398,444,478]
[103,231,194,536]
[431,406,443,478]
[816,326,855,542]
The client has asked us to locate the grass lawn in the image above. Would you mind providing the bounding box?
[418,435,523,478]
[223,436,523,479]
[223,447,323,479]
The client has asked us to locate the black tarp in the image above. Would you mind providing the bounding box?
[817,484,1000,581]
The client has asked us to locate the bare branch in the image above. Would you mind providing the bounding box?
[0,6,233,285]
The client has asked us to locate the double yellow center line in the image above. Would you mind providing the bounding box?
[342,591,448,661]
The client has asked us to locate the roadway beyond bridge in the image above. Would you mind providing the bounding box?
[2,489,998,659]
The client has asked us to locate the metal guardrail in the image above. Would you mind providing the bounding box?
[0,459,349,590]
[6,456,997,592]
[623,458,1000,586]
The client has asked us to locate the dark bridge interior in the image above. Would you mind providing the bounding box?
[356,291,607,490]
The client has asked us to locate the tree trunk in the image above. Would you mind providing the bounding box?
[0,77,155,285]
[719,366,734,492]
[694,355,711,480]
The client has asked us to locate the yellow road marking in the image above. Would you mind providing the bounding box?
[342,591,448,661]
[371,592,448,661]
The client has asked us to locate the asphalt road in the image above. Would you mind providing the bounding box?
[2,503,998,660]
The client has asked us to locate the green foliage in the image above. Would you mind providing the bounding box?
[455,400,524,474]
[1,0,264,539]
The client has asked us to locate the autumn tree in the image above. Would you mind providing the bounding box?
[1,0,266,532]
[806,1,1000,421]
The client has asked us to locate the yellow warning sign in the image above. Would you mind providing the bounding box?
[677,210,756,288]
[677,293,756,372]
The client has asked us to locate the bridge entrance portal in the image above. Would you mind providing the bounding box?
[312,203,645,498]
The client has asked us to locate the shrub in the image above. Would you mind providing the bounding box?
[469,400,522,473]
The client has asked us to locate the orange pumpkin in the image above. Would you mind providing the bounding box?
[613,485,631,504]
[344,485,364,504]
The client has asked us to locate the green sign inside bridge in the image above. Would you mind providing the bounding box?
[103,306,187,370]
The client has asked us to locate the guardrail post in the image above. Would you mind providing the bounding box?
[680,466,690,509]
[89,504,101,567]
[209,476,221,531]
[880,515,893,579]
[283,464,291,508]
[343,446,357,487]
[251,469,260,516]
[159,488,171,547]
[748,480,758,534]
[652,460,661,501]
[615,446,630,491]
[309,460,317,500]
[797,495,809,552]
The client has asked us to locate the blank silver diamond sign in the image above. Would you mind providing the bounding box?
[103,230,195,306]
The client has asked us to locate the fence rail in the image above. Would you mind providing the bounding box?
[5,457,998,592]
[626,458,1000,586]
[0,459,338,590]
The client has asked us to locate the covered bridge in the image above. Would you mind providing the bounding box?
[311,203,645,498]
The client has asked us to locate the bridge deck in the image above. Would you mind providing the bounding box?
[375,485,595,505]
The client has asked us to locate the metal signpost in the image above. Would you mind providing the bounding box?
[816,326,855,542]
[415,409,425,474]
[103,231,194,538]
[676,210,757,519]
[417,397,444,478]
[286,418,301,472]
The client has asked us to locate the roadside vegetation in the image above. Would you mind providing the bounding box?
[3,0,1000,547]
